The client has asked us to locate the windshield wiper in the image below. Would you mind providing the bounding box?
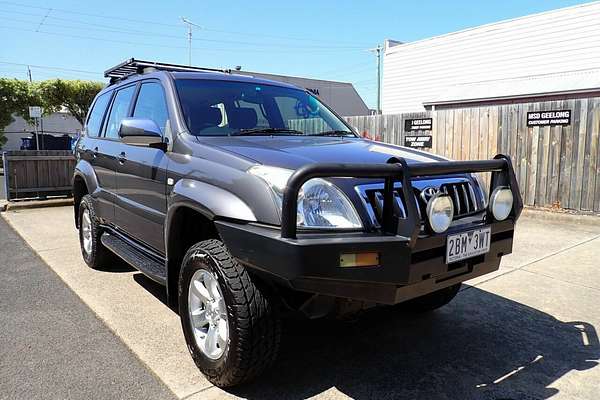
[308,130,355,137]
[231,128,304,136]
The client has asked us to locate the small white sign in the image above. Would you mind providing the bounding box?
[29,106,42,118]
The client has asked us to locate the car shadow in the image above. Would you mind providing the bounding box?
[133,272,169,305]
[98,258,136,273]
[130,271,599,399]
[226,286,599,400]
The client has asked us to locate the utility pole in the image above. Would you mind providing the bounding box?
[27,65,32,82]
[369,44,383,114]
[181,17,201,66]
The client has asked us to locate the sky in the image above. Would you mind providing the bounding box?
[0,0,594,108]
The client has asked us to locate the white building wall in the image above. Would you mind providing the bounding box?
[2,112,81,151]
[382,1,600,114]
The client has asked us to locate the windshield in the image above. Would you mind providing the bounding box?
[175,79,355,137]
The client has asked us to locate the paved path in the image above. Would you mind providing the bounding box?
[0,217,175,400]
[2,207,600,399]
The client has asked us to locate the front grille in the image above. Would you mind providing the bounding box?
[438,181,479,217]
[356,179,482,228]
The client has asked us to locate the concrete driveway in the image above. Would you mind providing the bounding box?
[2,206,600,399]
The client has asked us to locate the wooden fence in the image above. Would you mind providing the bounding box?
[2,150,75,201]
[344,98,600,212]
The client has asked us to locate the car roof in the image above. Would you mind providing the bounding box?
[170,71,301,90]
[98,69,304,98]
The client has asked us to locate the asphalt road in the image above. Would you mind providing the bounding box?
[0,217,176,400]
[2,207,600,399]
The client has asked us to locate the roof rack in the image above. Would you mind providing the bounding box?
[104,58,231,83]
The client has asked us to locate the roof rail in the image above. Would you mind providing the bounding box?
[104,58,231,83]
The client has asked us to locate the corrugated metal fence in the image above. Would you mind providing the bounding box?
[344,98,600,212]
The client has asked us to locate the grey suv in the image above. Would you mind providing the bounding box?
[73,59,522,387]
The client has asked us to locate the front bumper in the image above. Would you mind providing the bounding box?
[216,154,522,305]
[216,218,515,304]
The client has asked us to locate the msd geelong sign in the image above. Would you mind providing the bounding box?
[527,110,571,127]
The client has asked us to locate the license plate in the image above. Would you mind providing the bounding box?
[446,227,491,263]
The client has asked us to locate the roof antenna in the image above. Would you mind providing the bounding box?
[181,17,201,66]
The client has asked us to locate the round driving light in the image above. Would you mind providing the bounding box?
[426,194,454,233]
[490,187,513,221]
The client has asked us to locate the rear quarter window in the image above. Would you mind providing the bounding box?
[85,91,112,137]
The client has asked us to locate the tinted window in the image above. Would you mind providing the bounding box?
[86,91,111,137]
[237,100,269,128]
[104,85,136,139]
[175,79,353,137]
[133,82,169,134]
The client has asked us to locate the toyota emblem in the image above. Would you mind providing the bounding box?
[420,187,439,203]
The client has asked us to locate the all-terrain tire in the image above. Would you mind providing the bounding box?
[78,194,117,270]
[401,283,462,312]
[178,239,281,387]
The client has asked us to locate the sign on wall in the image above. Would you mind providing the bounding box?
[404,118,433,131]
[404,135,432,149]
[527,110,571,127]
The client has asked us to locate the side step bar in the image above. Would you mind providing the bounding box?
[101,232,166,284]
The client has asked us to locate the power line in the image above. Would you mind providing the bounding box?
[0,9,177,35]
[0,1,372,47]
[0,24,362,54]
[0,16,366,51]
[0,0,180,28]
[0,60,102,75]
[199,27,372,47]
[0,10,182,37]
[34,7,51,31]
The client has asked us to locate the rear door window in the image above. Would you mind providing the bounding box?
[85,91,112,137]
[104,85,136,139]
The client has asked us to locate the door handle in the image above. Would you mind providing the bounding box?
[92,147,99,158]
[117,151,127,164]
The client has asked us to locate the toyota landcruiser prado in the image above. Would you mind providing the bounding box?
[73,59,522,387]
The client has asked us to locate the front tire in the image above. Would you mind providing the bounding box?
[178,239,281,387]
[78,194,116,270]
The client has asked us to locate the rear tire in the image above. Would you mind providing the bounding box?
[78,194,117,270]
[178,239,281,387]
[401,283,462,312]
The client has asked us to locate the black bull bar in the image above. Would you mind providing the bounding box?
[281,154,523,242]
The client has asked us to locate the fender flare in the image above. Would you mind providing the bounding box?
[166,178,256,223]
[164,178,257,306]
[72,160,100,227]
[73,159,100,196]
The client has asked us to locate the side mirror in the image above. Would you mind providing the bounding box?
[119,118,165,149]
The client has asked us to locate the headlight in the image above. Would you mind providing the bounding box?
[248,165,363,229]
[490,186,513,221]
[426,194,454,233]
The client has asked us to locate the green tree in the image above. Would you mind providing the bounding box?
[37,79,104,125]
[0,78,42,149]
[0,78,104,150]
